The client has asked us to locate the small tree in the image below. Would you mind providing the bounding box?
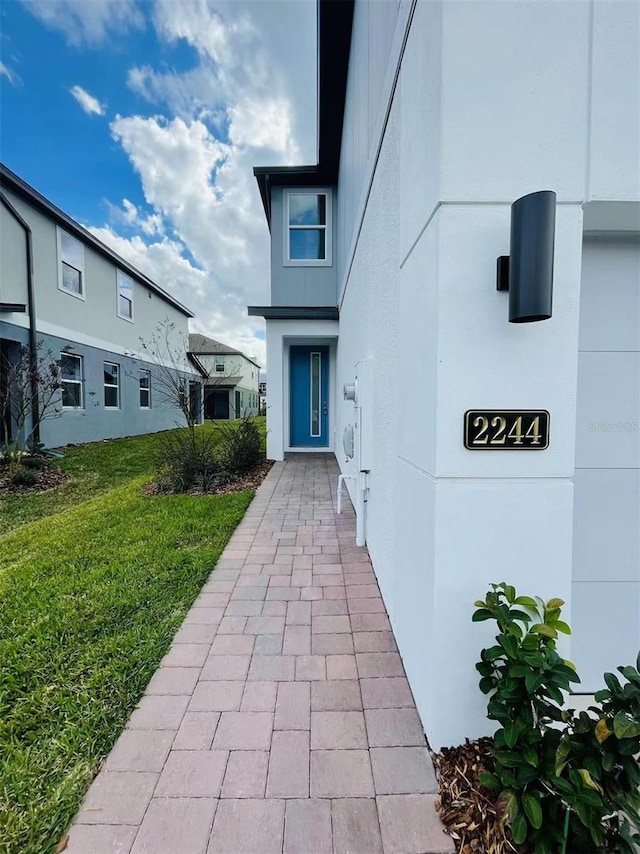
[0,342,63,475]
[138,319,200,438]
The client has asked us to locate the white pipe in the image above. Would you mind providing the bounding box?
[356,475,367,547]
[336,473,353,515]
[337,473,367,547]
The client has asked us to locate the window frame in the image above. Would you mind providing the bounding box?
[103,361,120,410]
[117,270,134,323]
[139,368,151,409]
[60,352,84,410]
[215,357,225,373]
[283,189,332,268]
[57,228,86,300]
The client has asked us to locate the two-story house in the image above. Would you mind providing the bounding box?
[250,0,639,749]
[188,334,260,420]
[1,164,201,448]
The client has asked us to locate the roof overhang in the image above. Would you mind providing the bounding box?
[248,305,339,321]
[186,352,208,377]
[253,0,354,225]
[1,164,194,318]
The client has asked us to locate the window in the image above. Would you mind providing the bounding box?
[60,353,83,408]
[58,229,85,298]
[139,369,151,408]
[215,357,225,372]
[117,271,134,321]
[310,351,321,437]
[104,362,120,409]
[285,191,331,266]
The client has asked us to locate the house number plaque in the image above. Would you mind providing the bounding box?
[464,410,550,450]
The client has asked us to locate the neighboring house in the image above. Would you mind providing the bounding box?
[1,164,201,448]
[259,376,267,414]
[250,0,640,749]
[188,334,260,420]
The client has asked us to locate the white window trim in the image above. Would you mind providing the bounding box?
[215,357,225,372]
[57,227,86,301]
[61,353,84,410]
[117,270,135,323]
[139,369,151,409]
[104,361,120,410]
[283,189,332,267]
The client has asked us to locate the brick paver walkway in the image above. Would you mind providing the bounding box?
[66,455,453,854]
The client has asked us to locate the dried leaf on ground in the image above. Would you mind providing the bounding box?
[433,737,518,854]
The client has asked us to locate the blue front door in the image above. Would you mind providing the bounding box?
[290,346,329,447]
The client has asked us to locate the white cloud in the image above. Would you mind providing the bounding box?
[21,0,144,46]
[70,84,105,116]
[0,61,21,86]
[94,0,314,369]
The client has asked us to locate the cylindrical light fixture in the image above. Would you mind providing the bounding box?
[508,190,556,322]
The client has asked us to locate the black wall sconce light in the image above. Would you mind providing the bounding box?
[497,190,556,323]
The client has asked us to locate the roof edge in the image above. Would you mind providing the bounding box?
[253,0,354,225]
[248,305,339,321]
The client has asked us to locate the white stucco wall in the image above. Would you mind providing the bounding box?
[333,0,638,749]
[572,236,640,689]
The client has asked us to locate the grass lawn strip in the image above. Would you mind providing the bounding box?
[0,479,253,854]
[0,418,265,535]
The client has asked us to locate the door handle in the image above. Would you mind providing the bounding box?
[323,401,328,416]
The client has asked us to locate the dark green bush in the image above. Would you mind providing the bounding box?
[156,430,227,494]
[474,583,640,853]
[11,467,38,487]
[20,455,47,470]
[217,416,263,475]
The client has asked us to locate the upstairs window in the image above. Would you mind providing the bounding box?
[58,229,85,298]
[285,191,331,266]
[60,353,83,409]
[117,271,134,321]
[104,362,120,409]
[215,357,225,373]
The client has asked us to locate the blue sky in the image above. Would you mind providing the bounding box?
[0,0,317,366]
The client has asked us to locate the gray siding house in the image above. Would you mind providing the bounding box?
[188,334,260,420]
[1,164,200,448]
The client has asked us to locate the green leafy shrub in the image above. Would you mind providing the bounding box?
[10,467,38,487]
[217,416,263,475]
[474,582,640,853]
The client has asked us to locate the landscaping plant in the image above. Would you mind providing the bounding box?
[217,414,264,474]
[0,342,63,477]
[474,583,640,852]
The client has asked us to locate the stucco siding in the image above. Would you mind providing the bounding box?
[37,329,195,447]
[270,187,337,307]
[0,203,29,307]
[1,187,189,355]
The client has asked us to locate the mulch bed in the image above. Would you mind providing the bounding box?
[0,462,69,496]
[143,458,275,497]
[434,737,518,854]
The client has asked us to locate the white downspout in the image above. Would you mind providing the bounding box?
[337,473,367,547]
[336,473,353,516]
[355,472,367,547]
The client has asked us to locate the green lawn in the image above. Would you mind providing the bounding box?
[0,424,260,854]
